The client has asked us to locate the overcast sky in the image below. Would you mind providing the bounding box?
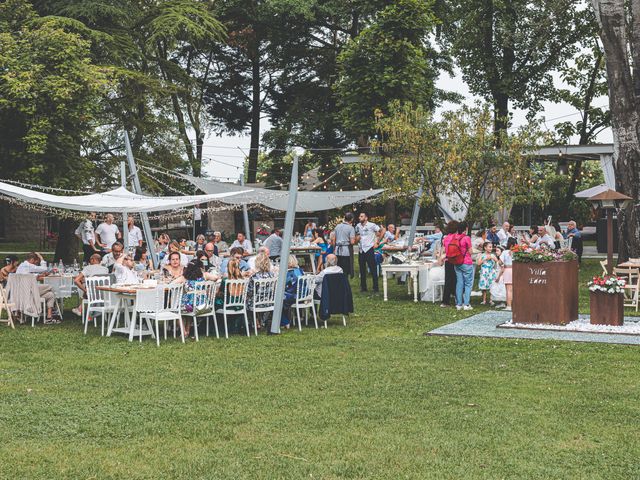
[201,68,612,182]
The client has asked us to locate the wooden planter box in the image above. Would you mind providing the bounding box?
[512,260,579,325]
[589,291,624,326]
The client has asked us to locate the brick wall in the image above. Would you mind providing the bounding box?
[0,201,47,243]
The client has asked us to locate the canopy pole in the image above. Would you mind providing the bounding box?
[240,172,251,244]
[124,132,158,269]
[407,175,424,255]
[270,153,299,334]
[119,162,129,250]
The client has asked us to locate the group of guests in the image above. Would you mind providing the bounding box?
[432,219,583,311]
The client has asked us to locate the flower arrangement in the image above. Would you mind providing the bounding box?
[256,224,271,236]
[511,244,578,263]
[588,275,626,294]
[326,215,343,231]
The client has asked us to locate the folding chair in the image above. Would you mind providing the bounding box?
[215,279,249,338]
[294,275,318,330]
[181,280,218,341]
[250,277,278,335]
[0,284,15,329]
[136,284,182,346]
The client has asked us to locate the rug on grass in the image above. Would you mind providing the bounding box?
[427,311,640,345]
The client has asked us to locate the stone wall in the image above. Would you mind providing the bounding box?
[0,201,48,243]
[206,208,237,238]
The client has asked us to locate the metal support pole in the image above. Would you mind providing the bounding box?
[407,176,424,255]
[240,172,252,244]
[607,209,614,274]
[270,153,299,334]
[120,162,129,250]
[124,132,158,269]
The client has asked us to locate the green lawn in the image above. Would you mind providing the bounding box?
[1,259,639,479]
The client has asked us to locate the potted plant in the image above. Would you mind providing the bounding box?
[255,223,271,242]
[512,245,579,325]
[588,275,625,326]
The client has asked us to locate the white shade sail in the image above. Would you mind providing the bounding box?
[0,182,250,213]
[183,174,383,212]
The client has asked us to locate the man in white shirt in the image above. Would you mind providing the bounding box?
[95,214,121,252]
[230,232,253,256]
[126,216,144,248]
[497,221,511,247]
[355,212,381,292]
[75,212,99,263]
[101,242,125,272]
[16,252,57,322]
[533,226,556,249]
[113,253,141,285]
[314,254,343,298]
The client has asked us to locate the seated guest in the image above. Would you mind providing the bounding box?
[113,253,140,284]
[281,255,304,328]
[425,225,444,254]
[382,224,398,243]
[154,233,171,261]
[0,255,19,286]
[263,228,283,260]
[533,226,556,249]
[247,246,270,271]
[101,242,125,272]
[246,252,276,330]
[172,258,207,337]
[311,228,329,271]
[497,221,511,246]
[194,234,206,252]
[72,253,109,317]
[565,220,583,262]
[314,254,343,299]
[201,242,220,270]
[220,247,249,274]
[161,240,189,266]
[16,252,57,323]
[215,258,245,310]
[162,251,185,281]
[230,232,253,256]
[521,225,539,246]
[133,246,151,272]
[194,251,221,281]
[213,231,229,254]
[486,225,500,245]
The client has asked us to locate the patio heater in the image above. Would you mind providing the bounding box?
[587,189,633,274]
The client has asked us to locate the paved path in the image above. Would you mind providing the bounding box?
[427,311,640,345]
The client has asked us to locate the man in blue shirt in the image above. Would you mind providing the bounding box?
[564,220,583,262]
[220,247,249,273]
[486,225,500,245]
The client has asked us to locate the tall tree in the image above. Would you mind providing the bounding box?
[440,0,586,136]
[591,0,640,260]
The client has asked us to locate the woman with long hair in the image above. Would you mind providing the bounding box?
[311,228,329,271]
[246,252,275,330]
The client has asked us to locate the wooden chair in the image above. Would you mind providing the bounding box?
[136,284,183,346]
[181,280,218,341]
[0,284,15,329]
[215,279,249,338]
[293,275,318,330]
[84,276,115,336]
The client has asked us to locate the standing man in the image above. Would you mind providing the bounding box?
[497,221,510,247]
[127,216,144,249]
[263,228,283,261]
[193,204,202,236]
[95,214,121,252]
[355,212,380,293]
[75,212,99,263]
[230,232,253,256]
[331,212,356,277]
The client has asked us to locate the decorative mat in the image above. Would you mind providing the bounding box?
[427,311,640,345]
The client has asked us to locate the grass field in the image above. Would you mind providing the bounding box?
[1,259,639,479]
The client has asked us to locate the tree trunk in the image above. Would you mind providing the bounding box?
[592,0,640,261]
[54,218,79,264]
[384,199,397,224]
[247,54,261,184]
